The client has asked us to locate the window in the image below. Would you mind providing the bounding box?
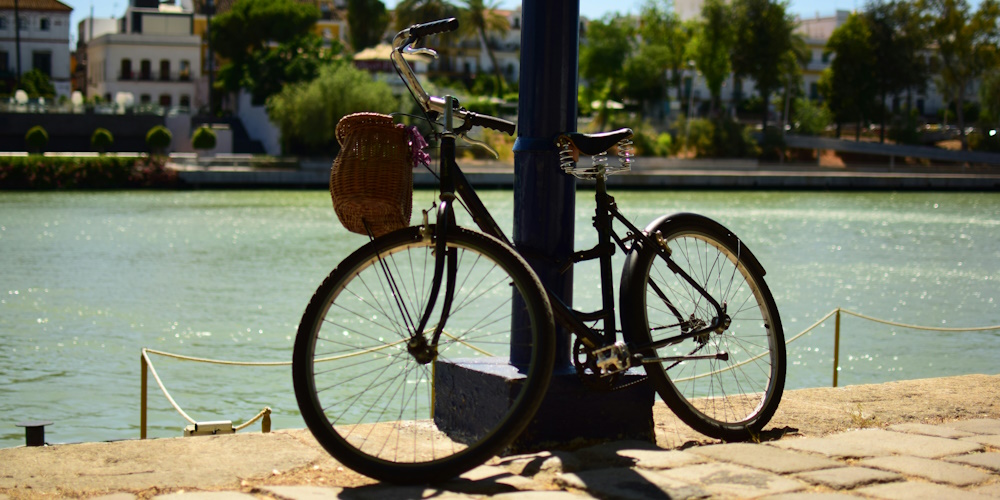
[0,17,7,30]
[179,94,191,108]
[159,94,172,107]
[179,60,191,81]
[32,52,52,76]
[810,82,819,100]
[120,59,133,80]
[0,51,8,73]
[160,60,171,81]
[821,52,831,64]
[18,16,28,31]
[140,94,151,104]
[140,59,152,80]
[40,18,50,31]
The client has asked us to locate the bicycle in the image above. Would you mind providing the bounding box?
[292,18,786,484]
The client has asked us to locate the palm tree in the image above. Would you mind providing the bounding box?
[456,0,510,96]
[393,0,456,31]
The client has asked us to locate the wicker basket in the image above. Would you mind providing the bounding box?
[330,113,413,237]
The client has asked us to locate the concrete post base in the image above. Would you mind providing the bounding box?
[433,357,655,453]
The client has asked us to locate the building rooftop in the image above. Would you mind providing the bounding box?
[0,0,72,12]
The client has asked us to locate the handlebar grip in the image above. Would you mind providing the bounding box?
[468,112,516,136]
[409,18,459,38]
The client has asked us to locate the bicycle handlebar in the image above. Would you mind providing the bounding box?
[391,19,516,137]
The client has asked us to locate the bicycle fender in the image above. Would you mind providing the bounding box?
[636,212,768,278]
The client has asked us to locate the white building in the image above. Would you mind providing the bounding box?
[0,0,73,97]
[83,0,201,110]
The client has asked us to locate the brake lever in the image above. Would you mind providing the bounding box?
[459,133,499,159]
[403,45,439,60]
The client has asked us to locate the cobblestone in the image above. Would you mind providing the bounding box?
[792,466,901,490]
[858,455,992,486]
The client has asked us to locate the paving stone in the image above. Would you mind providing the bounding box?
[942,419,1000,435]
[572,440,661,470]
[772,429,983,459]
[555,467,708,500]
[856,480,995,500]
[492,491,595,500]
[946,452,1000,472]
[765,494,870,500]
[888,423,976,439]
[971,483,1000,498]
[443,465,543,494]
[615,449,707,470]
[689,443,841,474]
[91,495,138,500]
[656,462,808,498]
[257,485,345,499]
[962,435,1000,448]
[793,466,901,490]
[858,456,992,487]
[495,450,582,475]
[153,493,257,500]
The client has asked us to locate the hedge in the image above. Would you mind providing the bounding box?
[0,156,178,190]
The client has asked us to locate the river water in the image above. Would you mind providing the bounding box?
[1,189,997,448]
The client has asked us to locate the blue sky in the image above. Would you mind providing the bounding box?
[60,0,981,46]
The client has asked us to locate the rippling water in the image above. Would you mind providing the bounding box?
[1,189,997,448]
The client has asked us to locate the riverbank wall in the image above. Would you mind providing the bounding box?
[174,158,1000,190]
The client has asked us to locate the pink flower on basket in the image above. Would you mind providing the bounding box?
[401,125,431,167]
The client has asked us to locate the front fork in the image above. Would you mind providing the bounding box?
[408,198,458,365]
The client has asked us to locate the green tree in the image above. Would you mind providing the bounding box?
[730,0,798,131]
[393,0,456,31]
[637,1,691,111]
[146,125,173,156]
[191,126,218,151]
[91,128,114,155]
[456,0,510,96]
[821,11,880,140]
[210,0,335,105]
[347,0,390,52]
[25,126,49,154]
[864,0,930,143]
[266,63,396,156]
[580,14,633,126]
[980,70,1000,127]
[19,69,56,98]
[925,0,1000,150]
[687,0,736,116]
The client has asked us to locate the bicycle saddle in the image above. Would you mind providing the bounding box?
[560,128,634,156]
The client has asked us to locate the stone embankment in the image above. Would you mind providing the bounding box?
[1,374,998,499]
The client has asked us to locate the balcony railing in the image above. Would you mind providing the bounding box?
[117,71,195,82]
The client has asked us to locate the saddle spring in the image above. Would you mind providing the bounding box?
[558,138,636,180]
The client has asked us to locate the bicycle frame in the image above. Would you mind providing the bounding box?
[428,112,728,369]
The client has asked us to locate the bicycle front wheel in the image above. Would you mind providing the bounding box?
[293,226,554,484]
[621,213,785,441]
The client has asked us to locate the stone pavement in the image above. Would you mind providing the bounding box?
[2,375,999,499]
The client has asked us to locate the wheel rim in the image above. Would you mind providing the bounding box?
[298,230,548,469]
[644,230,781,427]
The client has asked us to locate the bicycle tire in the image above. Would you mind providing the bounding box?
[293,225,554,483]
[620,213,785,441]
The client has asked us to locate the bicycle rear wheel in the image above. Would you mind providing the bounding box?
[293,226,554,483]
[621,213,785,441]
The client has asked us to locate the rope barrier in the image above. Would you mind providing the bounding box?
[140,308,1000,437]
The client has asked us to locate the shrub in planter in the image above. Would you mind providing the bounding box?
[91,128,114,155]
[146,125,173,156]
[191,125,217,152]
[25,125,49,154]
